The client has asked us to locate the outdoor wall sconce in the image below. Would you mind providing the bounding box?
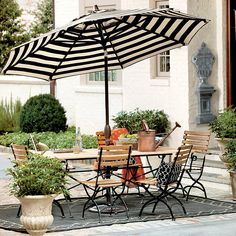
[192,42,216,124]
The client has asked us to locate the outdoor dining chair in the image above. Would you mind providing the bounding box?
[96,128,129,146]
[78,145,132,222]
[96,129,145,193]
[181,131,211,200]
[137,145,192,221]
[11,144,28,161]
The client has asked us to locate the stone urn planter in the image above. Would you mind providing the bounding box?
[215,138,233,166]
[230,172,236,201]
[17,195,56,236]
[209,107,236,166]
[221,139,236,200]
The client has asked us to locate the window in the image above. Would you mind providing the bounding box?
[154,0,170,78]
[156,51,170,77]
[89,70,117,82]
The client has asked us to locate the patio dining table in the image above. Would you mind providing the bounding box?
[44,146,177,162]
[44,146,177,182]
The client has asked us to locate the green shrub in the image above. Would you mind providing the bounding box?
[223,139,236,171]
[0,132,29,146]
[112,108,170,134]
[0,130,98,149]
[0,98,22,133]
[7,153,69,197]
[81,134,98,149]
[209,107,236,139]
[20,94,67,133]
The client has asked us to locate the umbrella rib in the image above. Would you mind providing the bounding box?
[112,16,186,45]
[2,32,60,74]
[51,24,89,78]
[100,21,124,69]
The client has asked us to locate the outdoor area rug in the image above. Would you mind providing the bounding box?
[1,194,236,233]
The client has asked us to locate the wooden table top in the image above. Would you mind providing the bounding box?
[44,146,177,161]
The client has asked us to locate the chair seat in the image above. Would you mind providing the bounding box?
[135,177,178,187]
[80,179,123,188]
[135,177,157,185]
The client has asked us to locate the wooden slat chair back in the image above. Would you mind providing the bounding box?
[96,131,108,146]
[96,128,129,146]
[182,131,210,154]
[138,145,192,221]
[96,131,116,146]
[11,144,28,161]
[181,131,211,200]
[175,144,193,166]
[97,145,132,169]
[79,145,132,222]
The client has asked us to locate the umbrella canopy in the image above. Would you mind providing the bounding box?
[2,7,209,143]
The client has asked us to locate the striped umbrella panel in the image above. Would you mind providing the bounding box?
[2,8,208,80]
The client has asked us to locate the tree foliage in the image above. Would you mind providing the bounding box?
[0,0,30,69]
[30,0,53,37]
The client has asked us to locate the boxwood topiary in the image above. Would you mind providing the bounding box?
[20,94,67,133]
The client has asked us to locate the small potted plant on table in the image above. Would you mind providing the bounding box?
[7,152,69,236]
[209,107,236,165]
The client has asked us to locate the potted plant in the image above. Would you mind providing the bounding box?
[7,152,69,236]
[222,140,236,200]
[209,107,236,164]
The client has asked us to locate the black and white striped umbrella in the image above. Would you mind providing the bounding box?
[2,7,208,142]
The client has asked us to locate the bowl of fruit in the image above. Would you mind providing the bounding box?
[116,134,138,150]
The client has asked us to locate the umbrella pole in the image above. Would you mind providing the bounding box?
[104,50,111,145]
[104,49,111,145]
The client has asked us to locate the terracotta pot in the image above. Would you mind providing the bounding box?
[17,195,56,236]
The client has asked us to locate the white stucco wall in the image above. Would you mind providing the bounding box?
[0,76,49,104]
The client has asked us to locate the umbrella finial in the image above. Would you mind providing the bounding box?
[93,5,100,12]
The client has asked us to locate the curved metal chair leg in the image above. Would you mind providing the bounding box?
[169,193,186,214]
[53,200,65,218]
[82,198,92,219]
[139,197,156,217]
[185,184,207,201]
[158,199,175,221]
[112,187,129,219]
[17,205,21,218]
[139,197,175,221]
